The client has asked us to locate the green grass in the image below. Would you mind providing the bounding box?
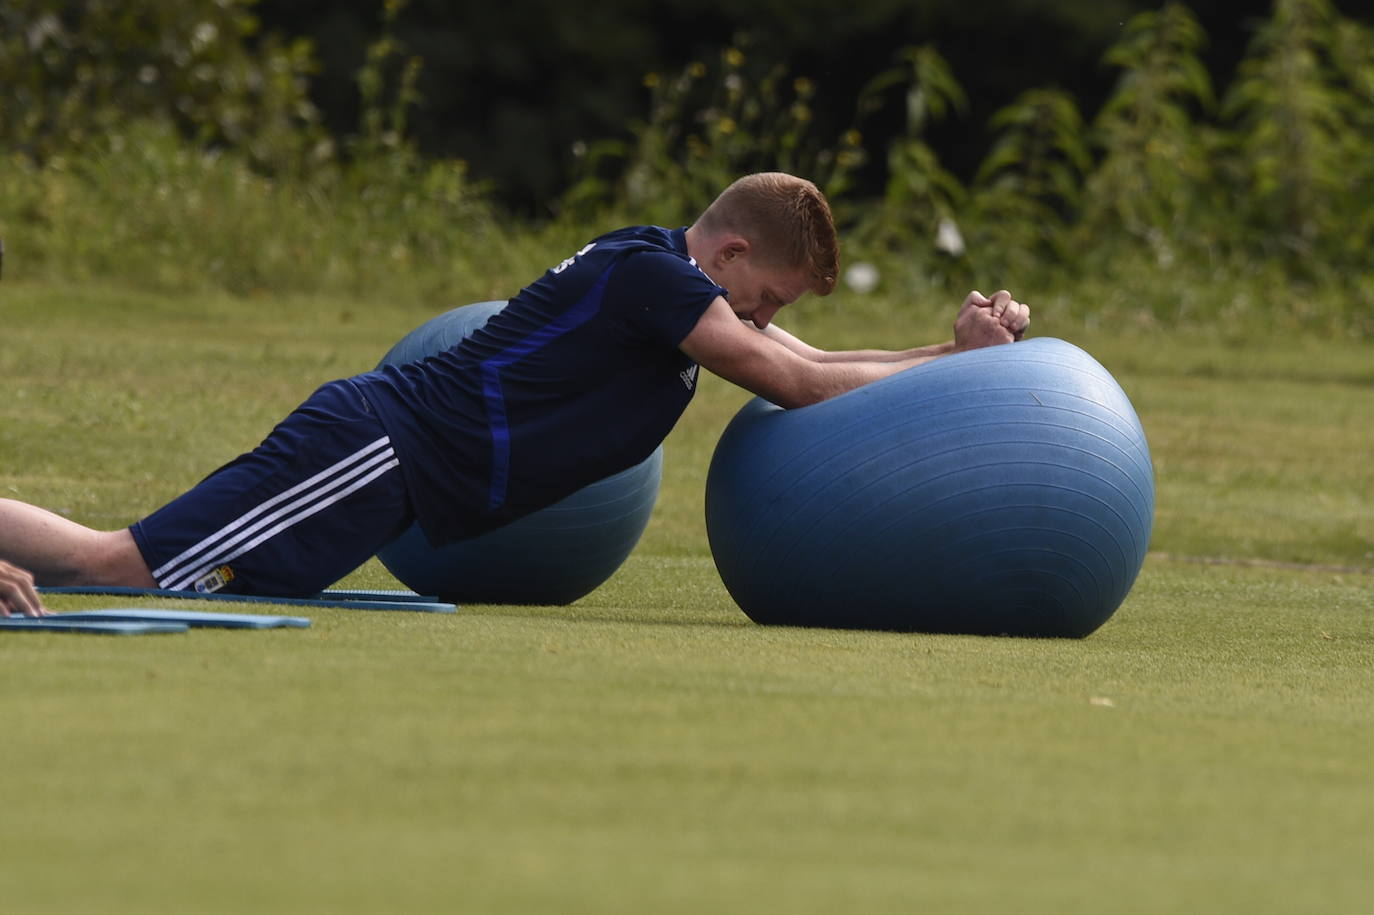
[2,282,1372,913]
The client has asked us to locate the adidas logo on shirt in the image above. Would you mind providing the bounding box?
[679,364,699,391]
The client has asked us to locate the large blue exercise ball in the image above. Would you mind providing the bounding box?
[375,301,663,605]
[705,337,1154,637]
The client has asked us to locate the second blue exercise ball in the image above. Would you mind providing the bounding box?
[705,338,1154,637]
[375,301,662,605]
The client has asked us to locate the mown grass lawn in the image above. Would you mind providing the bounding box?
[2,283,1371,914]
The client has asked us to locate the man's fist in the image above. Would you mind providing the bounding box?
[954,289,1030,351]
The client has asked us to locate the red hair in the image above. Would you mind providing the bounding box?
[695,173,838,296]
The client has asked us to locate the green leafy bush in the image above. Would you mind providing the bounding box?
[1079,3,1221,264]
[1222,0,1374,270]
[561,34,868,227]
[0,120,510,302]
[1,0,1370,336]
[0,0,325,175]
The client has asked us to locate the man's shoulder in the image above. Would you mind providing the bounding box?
[593,224,680,247]
[593,227,716,292]
[581,225,688,264]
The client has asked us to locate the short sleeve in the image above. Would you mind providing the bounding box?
[605,250,727,347]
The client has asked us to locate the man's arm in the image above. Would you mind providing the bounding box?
[759,289,1028,364]
[680,291,1025,409]
[759,323,957,364]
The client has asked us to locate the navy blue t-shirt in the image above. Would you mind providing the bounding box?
[353,225,726,544]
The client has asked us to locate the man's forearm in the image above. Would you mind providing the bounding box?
[761,323,955,364]
[810,341,956,363]
[769,351,953,408]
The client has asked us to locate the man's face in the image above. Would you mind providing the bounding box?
[714,250,812,329]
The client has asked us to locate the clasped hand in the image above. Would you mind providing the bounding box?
[953,289,1030,351]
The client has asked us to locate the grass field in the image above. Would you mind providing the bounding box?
[2,283,1372,913]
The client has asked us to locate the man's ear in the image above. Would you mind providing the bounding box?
[718,237,750,265]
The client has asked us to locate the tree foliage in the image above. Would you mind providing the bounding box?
[1,0,1371,332]
[1222,0,1373,266]
[0,0,324,174]
[1081,3,1219,263]
[969,88,1092,277]
[560,35,867,227]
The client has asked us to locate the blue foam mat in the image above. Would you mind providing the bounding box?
[48,608,311,629]
[38,586,456,614]
[1,617,188,635]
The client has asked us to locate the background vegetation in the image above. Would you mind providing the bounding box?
[2,0,1372,336]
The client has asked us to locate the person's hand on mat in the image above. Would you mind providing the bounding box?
[0,560,47,617]
[953,291,1018,352]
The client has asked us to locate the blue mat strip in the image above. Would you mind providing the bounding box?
[48,608,311,629]
[1,617,188,635]
[38,586,457,614]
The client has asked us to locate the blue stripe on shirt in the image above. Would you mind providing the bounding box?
[480,264,614,509]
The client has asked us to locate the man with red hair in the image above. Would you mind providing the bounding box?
[0,172,1028,611]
